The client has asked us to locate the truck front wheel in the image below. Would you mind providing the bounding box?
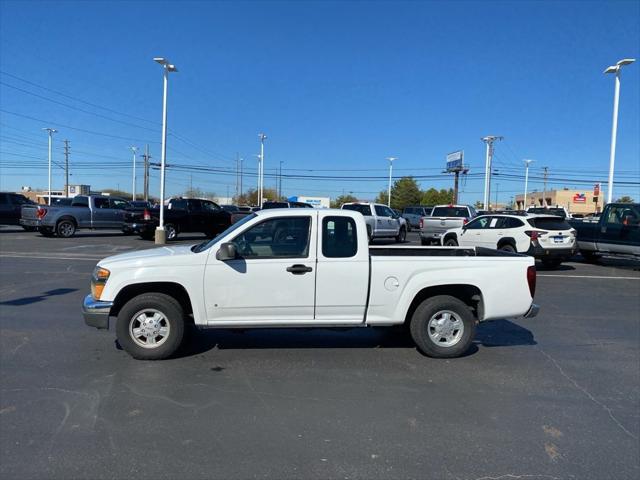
[409,295,476,358]
[116,293,185,360]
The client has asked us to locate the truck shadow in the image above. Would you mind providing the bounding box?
[175,319,535,358]
[0,288,78,306]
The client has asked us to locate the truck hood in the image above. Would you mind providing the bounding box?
[99,245,205,268]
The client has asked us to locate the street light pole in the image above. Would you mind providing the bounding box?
[386,157,397,207]
[153,57,178,244]
[258,133,267,206]
[604,58,635,204]
[523,159,534,209]
[130,146,138,201]
[43,128,57,205]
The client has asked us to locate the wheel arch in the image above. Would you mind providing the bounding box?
[110,282,194,323]
[443,232,458,244]
[403,284,484,325]
[56,215,78,226]
[497,237,517,250]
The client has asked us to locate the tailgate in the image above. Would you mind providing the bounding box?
[423,218,462,234]
[21,205,40,220]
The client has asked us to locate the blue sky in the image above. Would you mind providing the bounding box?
[1,0,639,204]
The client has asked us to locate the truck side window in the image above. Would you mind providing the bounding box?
[322,216,357,258]
[72,196,89,207]
[110,199,128,210]
[94,197,110,209]
[374,205,388,217]
[232,216,311,258]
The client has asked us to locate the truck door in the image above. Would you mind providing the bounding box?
[599,205,640,255]
[91,197,113,228]
[315,213,369,323]
[374,205,393,236]
[109,198,129,227]
[204,213,316,324]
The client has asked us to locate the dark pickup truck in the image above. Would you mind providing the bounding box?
[569,203,640,260]
[125,197,231,241]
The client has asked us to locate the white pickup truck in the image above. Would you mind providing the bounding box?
[82,208,539,360]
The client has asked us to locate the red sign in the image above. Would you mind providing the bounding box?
[573,193,586,203]
[594,183,600,196]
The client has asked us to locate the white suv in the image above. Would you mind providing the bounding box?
[441,213,577,268]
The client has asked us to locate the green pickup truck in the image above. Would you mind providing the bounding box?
[569,203,640,260]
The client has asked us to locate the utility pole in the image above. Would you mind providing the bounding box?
[481,136,503,210]
[523,159,534,209]
[279,160,283,199]
[235,152,240,202]
[130,146,138,201]
[43,128,57,205]
[495,183,500,209]
[239,158,243,201]
[142,145,150,202]
[63,139,70,197]
[453,170,460,204]
[542,167,549,207]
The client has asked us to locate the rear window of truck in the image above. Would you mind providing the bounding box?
[432,207,468,217]
[342,204,372,216]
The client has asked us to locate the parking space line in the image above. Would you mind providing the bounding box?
[538,274,640,280]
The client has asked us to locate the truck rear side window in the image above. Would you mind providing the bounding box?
[71,196,89,207]
[322,217,357,258]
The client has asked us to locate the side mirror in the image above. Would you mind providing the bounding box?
[216,242,237,261]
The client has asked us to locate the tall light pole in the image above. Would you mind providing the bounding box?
[604,58,635,204]
[43,128,57,205]
[386,156,397,207]
[258,133,267,206]
[279,160,284,199]
[481,136,502,211]
[523,159,535,209]
[153,57,178,244]
[130,146,138,201]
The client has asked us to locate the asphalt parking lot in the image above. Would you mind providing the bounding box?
[1,226,639,480]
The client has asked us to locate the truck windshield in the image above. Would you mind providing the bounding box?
[191,213,257,253]
[432,207,468,217]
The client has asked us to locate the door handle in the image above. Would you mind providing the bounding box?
[286,264,313,275]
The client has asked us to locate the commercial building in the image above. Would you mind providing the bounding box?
[514,188,601,214]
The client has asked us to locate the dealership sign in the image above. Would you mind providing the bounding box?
[573,193,586,203]
[446,150,464,172]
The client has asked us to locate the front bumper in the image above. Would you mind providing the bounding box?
[82,294,113,329]
[524,303,540,318]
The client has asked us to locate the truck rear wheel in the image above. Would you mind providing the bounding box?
[409,295,476,358]
[56,219,77,238]
[116,293,185,360]
[395,227,406,243]
[444,237,458,247]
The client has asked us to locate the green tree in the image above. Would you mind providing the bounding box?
[236,188,281,206]
[331,194,358,208]
[375,190,388,205]
[421,188,454,205]
[615,196,634,203]
[389,176,422,210]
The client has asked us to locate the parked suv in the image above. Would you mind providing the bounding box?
[0,192,36,229]
[402,205,433,230]
[341,202,407,242]
[441,213,576,268]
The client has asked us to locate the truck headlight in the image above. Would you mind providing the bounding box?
[91,266,110,300]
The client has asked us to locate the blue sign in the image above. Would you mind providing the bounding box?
[446,151,464,172]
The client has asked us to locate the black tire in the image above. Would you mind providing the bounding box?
[116,293,185,360]
[395,227,407,243]
[499,243,516,253]
[409,295,476,358]
[56,218,77,238]
[444,237,458,247]
[420,237,430,246]
[22,226,37,232]
[165,223,178,241]
[541,258,562,268]
[38,227,55,237]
